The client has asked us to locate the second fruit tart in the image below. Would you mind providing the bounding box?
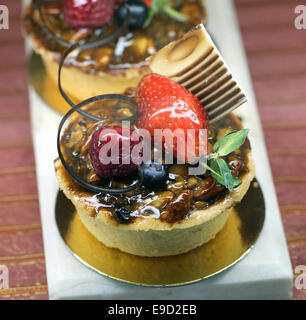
[23,0,207,106]
[54,71,254,257]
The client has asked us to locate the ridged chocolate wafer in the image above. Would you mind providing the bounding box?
[147,24,247,123]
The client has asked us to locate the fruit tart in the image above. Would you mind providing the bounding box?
[23,0,207,106]
[54,68,254,257]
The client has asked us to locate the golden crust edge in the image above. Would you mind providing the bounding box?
[29,35,149,102]
[28,32,150,79]
[76,204,232,256]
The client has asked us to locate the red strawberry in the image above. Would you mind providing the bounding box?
[136,73,209,163]
[142,0,152,7]
[142,0,152,8]
[63,0,115,28]
[89,126,142,178]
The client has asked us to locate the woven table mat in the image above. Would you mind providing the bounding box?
[235,0,306,300]
[0,0,305,299]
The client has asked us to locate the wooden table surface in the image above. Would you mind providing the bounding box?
[0,0,305,300]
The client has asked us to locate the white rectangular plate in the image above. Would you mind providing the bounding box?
[26,0,293,299]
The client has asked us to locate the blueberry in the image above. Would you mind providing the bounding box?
[115,0,149,29]
[141,161,167,188]
[114,203,131,223]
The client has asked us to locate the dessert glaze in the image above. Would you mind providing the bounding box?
[58,97,250,225]
[24,0,206,75]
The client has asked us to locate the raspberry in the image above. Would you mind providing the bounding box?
[63,0,115,28]
[89,126,142,178]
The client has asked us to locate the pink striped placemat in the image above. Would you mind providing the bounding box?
[0,0,48,300]
[0,0,304,299]
[235,0,306,300]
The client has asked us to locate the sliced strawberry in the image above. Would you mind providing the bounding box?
[136,73,209,163]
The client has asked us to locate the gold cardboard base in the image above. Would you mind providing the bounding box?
[28,51,76,114]
[55,179,265,287]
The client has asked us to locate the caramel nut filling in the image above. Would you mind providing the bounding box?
[24,0,206,74]
[59,98,250,225]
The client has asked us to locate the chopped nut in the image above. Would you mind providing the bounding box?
[169,164,188,177]
[126,187,140,197]
[61,30,74,42]
[33,10,41,24]
[135,191,174,213]
[65,141,75,149]
[116,108,133,119]
[162,190,193,222]
[87,169,100,184]
[44,3,61,16]
[167,180,185,192]
[92,47,113,67]
[227,156,242,177]
[194,201,207,209]
[70,130,83,143]
[234,149,241,155]
[193,177,224,201]
[70,28,92,43]
[150,191,174,209]
[181,4,202,25]
[130,35,155,57]
[124,87,137,97]
[187,177,198,188]
[77,49,92,61]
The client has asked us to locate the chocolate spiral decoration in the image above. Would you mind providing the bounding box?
[35,0,137,122]
[57,95,144,194]
[57,42,138,123]
[39,0,142,193]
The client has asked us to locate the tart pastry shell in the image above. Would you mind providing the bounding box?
[54,143,255,257]
[30,35,150,102]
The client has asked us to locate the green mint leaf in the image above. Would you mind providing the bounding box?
[162,6,188,22]
[201,161,224,182]
[143,11,155,28]
[152,0,171,12]
[144,0,188,28]
[144,0,170,28]
[209,159,233,190]
[208,159,241,191]
[213,128,250,156]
